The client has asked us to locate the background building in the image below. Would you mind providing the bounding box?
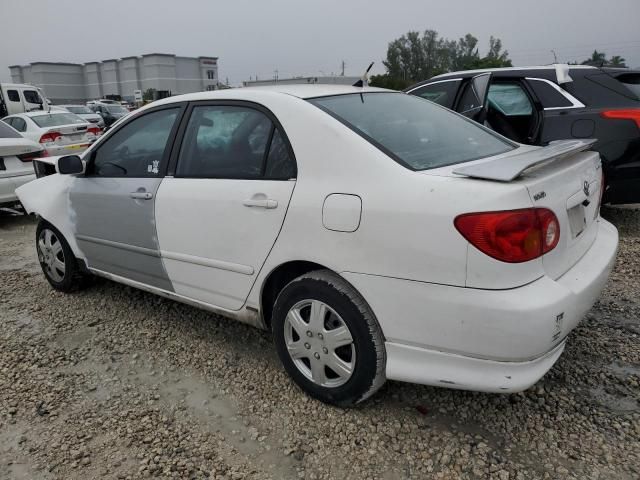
[243,75,360,87]
[9,53,218,104]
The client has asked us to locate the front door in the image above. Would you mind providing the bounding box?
[70,105,184,290]
[155,102,297,310]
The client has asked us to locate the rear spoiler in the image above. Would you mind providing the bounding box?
[453,139,597,182]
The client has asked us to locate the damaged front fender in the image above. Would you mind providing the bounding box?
[16,174,85,260]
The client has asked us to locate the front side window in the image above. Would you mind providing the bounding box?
[23,90,42,104]
[309,92,514,171]
[90,108,179,177]
[7,90,19,102]
[177,105,275,178]
[410,80,461,108]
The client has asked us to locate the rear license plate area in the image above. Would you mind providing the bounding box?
[567,204,587,238]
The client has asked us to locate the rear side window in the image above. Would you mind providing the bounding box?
[309,92,514,171]
[177,105,295,179]
[7,90,19,102]
[409,80,461,108]
[487,83,533,115]
[0,121,21,138]
[613,73,640,100]
[11,118,27,132]
[23,90,42,104]
[526,79,574,108]
[31,113,86,128]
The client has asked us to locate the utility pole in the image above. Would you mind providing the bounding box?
[273,69,279,82]
[341,60,345,76]
[551,49,558,63]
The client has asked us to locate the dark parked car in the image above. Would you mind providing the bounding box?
[406,65,640,204]
[90,103,129,127]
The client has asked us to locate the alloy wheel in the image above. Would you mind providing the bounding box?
[283,299,356,387]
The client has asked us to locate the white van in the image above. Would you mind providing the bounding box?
[0,83,49,117]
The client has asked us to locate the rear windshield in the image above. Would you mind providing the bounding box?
[309,92,514,170]
[31,113,86,128]
[0,121,22,139]
[106,105,128,114]
[65,106,93,114]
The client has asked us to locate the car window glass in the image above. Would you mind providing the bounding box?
[23,90,41,104]
[0,121,21,138]
[610,73,640,101]
[91,108,179,177]
[7,90,19,102]
[458,81,482,113]
[487,83,533,116]
[12,118,27,132]
[177,105,273,178]
[265,129,296,179]
[310,92,514,171]
[31,113,86,128]
[411,80,460,108]
[526,79,573,108]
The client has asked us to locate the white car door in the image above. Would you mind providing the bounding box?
[155,102,297,310]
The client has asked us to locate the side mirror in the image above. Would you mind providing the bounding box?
[57,155,84,175]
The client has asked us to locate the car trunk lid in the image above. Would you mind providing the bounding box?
[41,123,94,146]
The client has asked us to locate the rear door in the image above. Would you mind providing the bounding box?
[456,73,492,122]
[69,104,185,289]
[155,101,297,310]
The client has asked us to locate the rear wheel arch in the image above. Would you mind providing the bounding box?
[260,260,328,330]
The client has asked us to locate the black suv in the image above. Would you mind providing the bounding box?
[406,66,640,204]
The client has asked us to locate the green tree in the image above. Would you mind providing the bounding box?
[581,50,607,66]
[609,55,627,67]
[142,88,157,102]
[380,30,511,86]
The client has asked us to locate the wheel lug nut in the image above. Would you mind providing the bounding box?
[306,331,313,337]
[304,343,311,349]
[313,352,320,359]
[322,347,328,354]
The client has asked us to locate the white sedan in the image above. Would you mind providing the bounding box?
[2,111,100,156]
[16,85,618,406]
[0,121,42,208]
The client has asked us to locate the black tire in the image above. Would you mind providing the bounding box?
[272,270,386,407]
[36,220,91,292]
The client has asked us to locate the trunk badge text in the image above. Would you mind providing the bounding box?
[533,191,546,201]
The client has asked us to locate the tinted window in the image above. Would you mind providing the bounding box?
[613,73,640,100]
[31,113,86,128]
[587,72,640,102]
[310,93,514,171]
[65,106,93,114]
[526,79,573,108]
[11,118,27,132]
[0,121,21,138]
[7,90,19,102]
[105,105,128,114]
[458,80,485,113]
[91,108,179,177]
[487,83,533,115]
[177,105,273,178]
[410,80,460,108]
[23,90,42,104]
[265,129,296,179]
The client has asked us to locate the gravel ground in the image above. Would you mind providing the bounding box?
[0,207,638,480]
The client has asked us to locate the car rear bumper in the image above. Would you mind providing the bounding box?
[44,144,91,156]
[342,218,618,392]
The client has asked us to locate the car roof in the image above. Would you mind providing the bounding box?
[150,84,391,107]
[430,65,598,79]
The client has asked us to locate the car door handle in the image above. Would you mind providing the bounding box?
[130,191,153,200]
[243,198,278,209]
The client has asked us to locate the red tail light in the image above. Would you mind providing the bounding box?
[454,208,560,263]
[87,126,100,136]
[39,131,62,144]
[600,109,640,128]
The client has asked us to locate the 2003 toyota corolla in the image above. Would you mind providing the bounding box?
[16,85,618,406]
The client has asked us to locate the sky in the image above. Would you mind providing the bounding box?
[1,0,639,86]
